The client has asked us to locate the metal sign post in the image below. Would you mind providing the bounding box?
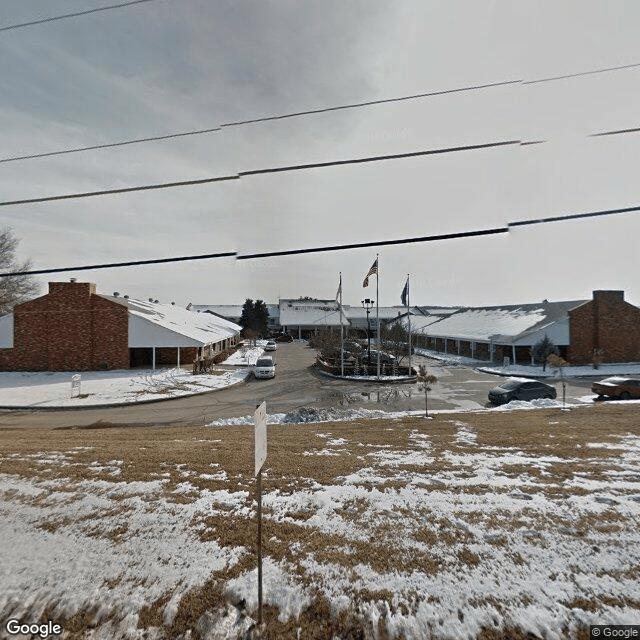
[254,401,267,630]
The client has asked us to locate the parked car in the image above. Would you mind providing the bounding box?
[591,377,640,400]
[264,340,277,351]
[363,349,396,365]
[274,333,294,343]
[488,378,556,405]
[254,357,276,379]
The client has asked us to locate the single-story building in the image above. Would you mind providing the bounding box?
[279,298,345,339]
[396,290,640,365]
[0,280,241,371]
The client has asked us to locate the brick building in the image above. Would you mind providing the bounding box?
[393,290,640,366]
[568,290,640,364]
[0,281,241,371]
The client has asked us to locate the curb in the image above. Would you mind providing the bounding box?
[315,368,417,384]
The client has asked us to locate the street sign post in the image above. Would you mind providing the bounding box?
[255,401,267,476]
[71,374,81,398]
[254,401,267,630]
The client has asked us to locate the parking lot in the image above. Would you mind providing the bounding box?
[0,342,600,430]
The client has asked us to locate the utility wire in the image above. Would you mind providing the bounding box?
[523,61,640,84]
[220,80,521,127]
[508,204,640,228]
[0,81,519,165]
[0,127,222,164]
[8,252,238,277]
[3,56,640,164]
[0,139,519,207]
[589,126,640,138]
[0,0,158,32]
[236,228,508,261]
[2,203,639,277]
[0,174,239,207]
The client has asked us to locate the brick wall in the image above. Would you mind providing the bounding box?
[568,291,640,364]
[0,281,129,371]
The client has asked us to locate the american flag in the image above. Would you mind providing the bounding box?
[362,258,378,287]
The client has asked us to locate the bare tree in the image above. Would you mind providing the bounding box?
[0,228,39,315]
[417,364,438,418]
[380,322,409,363]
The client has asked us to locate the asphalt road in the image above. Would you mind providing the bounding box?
[0,342,597,429]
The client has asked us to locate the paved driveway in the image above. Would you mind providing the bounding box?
[0,342,596,429]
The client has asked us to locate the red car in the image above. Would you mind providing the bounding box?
[591,377,640,400]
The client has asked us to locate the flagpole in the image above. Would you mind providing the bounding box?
[376,253,380,379]
[407,274,412,375]
[339,272,344,377]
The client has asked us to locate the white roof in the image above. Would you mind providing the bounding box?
[419,300,585,344]
[103,296,241,347]
[344,306,408,320]
[279,305,345,327]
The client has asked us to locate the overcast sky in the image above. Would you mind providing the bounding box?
[2,0,640,308]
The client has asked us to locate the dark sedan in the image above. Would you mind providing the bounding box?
[488,378,557,405]
[591,377,640,400]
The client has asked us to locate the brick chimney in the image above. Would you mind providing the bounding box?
[593,290,624,303]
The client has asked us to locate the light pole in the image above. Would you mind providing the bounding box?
[362,298,374,361]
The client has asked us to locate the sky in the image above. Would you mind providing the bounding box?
[2,0,640,308]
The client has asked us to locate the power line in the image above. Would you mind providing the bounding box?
[589,126,640,138]
[0,81,519,165]
[0,174,239,207]
[220,80,521,127]
[0,0,158,32]
[523,60,640,84]
[236,228,508,261]
[6,252,237,277]
[2,203,639,277]
[0,139,519,207]
[508,204,640,228]
[3,57,640,165]
[0,127,222,164]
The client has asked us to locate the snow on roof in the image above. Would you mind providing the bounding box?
[103,296,241,347]
[343,306,407,320]
[414,306,462,317]
[279,304,345,327]
[419,300,586,343]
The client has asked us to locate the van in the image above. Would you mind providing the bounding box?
[254,357,276,379]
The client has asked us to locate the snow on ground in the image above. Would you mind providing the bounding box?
[220,341,267,366]
[1,410,639,639]
[0,340,266,409]
[413,347,640,378]
[0,367,250,408]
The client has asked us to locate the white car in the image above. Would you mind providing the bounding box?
[254,357,276,379]
[264,340,277,351]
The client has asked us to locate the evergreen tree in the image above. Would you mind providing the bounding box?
[239,299,255,337]
[253,300,270,337]
[531,335,558,371]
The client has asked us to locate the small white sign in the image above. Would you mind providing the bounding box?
[254,401,267,476]
[71,374,81,397]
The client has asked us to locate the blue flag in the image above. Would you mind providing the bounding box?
[401,277,409,307]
